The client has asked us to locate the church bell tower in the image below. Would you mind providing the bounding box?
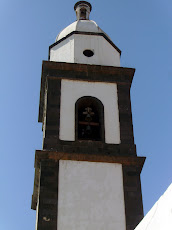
[32,2,145,230]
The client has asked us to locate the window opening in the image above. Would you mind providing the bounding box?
[76,97,104,141]
[80,8,86,19]
[83,49,94,57]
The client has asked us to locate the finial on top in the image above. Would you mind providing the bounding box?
[74,1,92,20]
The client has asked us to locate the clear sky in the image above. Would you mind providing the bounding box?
[0,0,172,229]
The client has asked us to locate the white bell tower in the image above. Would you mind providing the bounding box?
[32,2,145,230]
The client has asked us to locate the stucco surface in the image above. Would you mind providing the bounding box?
[60,79,120,144]
[56,20,109,41]
[74,34,120,66]
[135,183,172,230]
[58,160,126,230]
[50,34,120,67]
[50,37,74,63]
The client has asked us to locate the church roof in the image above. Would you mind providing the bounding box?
[134,183,172,230]
[55,20,111,42]
[49,19,121,57]
[49,1,121,55]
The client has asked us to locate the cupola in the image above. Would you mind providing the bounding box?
[74,1,92,20]
[49,1,121,67]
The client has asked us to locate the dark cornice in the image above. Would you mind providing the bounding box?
[31,149,145,210]
[48,31,121,60]
[38,61,135,122]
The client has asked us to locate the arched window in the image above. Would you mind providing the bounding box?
[75,96,104,141]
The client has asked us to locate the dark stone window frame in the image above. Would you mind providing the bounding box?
[75,96,105,142]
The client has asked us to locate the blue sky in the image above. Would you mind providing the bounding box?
[0,0,172,229]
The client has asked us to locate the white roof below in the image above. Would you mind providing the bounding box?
[56,20,111,42]
[134,183,172,230]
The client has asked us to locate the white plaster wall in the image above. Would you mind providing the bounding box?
[58,160,126,230]
[134,183,172,230]
[50,34,120,67]
[50,36,74,63]
[74,34,120,66]
[35,197,39,230]
[60,79,120,144]
[56,20,104,41]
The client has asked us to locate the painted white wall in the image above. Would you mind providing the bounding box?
[58,160,126,230]
[50,34,120,67]
[74,34,120,66]
[35,197,39,230]
[134,183,172,230]
[60,79,120,144]
[50,36,74,63]
[56,20,103,41]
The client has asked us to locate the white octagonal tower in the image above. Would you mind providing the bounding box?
[49,1,121,67]
[32,2,145,230]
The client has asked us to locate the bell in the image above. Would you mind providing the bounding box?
[86,125,92,135]
[85,114,92,122]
